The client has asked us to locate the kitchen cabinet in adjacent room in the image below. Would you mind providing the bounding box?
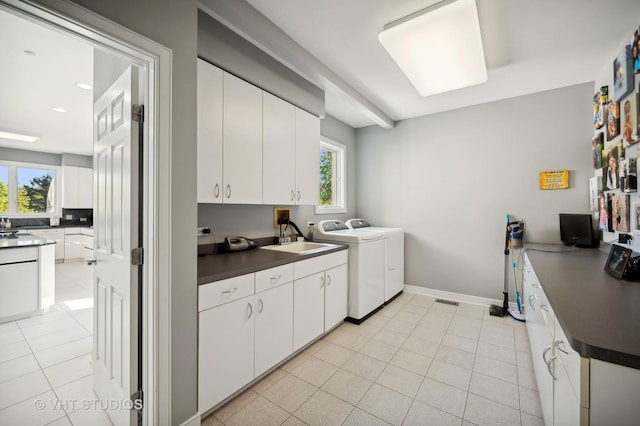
[62,166,93,208]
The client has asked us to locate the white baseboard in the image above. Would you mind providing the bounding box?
[404,284,516,309]
[179,412,201,426]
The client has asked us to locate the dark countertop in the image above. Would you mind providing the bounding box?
[525,243,640,370]
[2,224,92,231]
[0,234,56,249]
[198,244,348,285]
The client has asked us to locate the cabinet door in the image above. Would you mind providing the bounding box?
[198,296,255,412]
[197,59,223,204]
[294,108,319,205]
[553,355,580,426]
[254,282,293,377]
[0,259,39,319]
[223,72,262,204]
[262,93,296,205]
[324,263,347,331]
[62,166,79,208]
[77,167,93,208]
[293,272,325,351]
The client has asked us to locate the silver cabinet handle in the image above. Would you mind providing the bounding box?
[214,183,220,199]
[532,283,539,288]
[247,302,253,319]
[297,190,301,201]
[270,274,282,284]
[290,190,294,201]
[555,340,569,354]
[327,274,332,286]
[320,276,325,288]
[258,298,264,314]
[226,184,231,199]
[546,355,558,380]
[539,304,549,312]
[528,294,536,310]
[86,258,97,265]
[222,288,238,296]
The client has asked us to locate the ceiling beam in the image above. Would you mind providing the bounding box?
[198,0,395,129]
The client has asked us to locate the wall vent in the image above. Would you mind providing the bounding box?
[435,299,459,306]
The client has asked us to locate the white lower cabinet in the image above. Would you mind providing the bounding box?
[524,253,640,426]
[198,294,255,411]
[198,250,348,414]
[293,272,325,351]
[254,281,293,377]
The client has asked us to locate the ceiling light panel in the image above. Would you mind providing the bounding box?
[0,130,38,142]
[379,0,487,96]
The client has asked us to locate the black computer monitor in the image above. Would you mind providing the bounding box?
[559,213,598,248]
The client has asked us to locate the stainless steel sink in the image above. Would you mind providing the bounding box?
[259,241,340,255]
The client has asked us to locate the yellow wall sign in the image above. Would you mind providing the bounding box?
[539,170,570,190]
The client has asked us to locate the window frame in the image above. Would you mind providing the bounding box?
[316,137,347,215]
[0,160,61,217]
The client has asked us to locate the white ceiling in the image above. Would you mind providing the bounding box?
[2,1,639,157]
[0,9,93,156]
[242,0,640,128]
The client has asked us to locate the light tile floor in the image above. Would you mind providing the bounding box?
[0,261,112,425]
[203,293,544,426]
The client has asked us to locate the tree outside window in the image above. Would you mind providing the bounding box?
[317,138,346,214]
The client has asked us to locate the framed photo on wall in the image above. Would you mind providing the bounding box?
[607,102,621,141]
[613,44,634,102]
[592,132,604,168]
[590,176,602,211]
[612,193,630,232]
[602,142,621,190]
[632,201,640,232]
[594,89,605,129]
[621,93,638,145]
[620,157,637,193]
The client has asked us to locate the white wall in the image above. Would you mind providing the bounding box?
[356,83,594,299]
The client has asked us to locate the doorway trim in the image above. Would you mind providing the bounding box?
[1,0,173,423]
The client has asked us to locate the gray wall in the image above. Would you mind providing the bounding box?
[356,83,594,300]
[198,114,357,240]
[37,0,199,424]
[198,9,324,117]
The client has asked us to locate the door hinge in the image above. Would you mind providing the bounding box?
[131,247,144,266]
[132,104,144,122]
[131,389,143,410]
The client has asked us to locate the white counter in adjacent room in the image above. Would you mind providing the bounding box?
[0,234,56,323]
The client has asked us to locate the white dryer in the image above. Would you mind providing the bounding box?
[346,218,404,303]
[316,220,386,323]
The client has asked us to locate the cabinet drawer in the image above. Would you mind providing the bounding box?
[294,250,348,280]
[255,264,294,293]
[0,247,38,264]
[199,274,254,311]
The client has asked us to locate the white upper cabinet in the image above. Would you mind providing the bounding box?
[62,166,93,209]
[197,58,223,204]
[197,60,320,206]
[223,72,263,204]
[263,92,296,205]
[295,108,320,205]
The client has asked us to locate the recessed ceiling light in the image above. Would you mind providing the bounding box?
[0,131,38,143]
[24,50,36,56]
[52,107,68,113]
[379,0,487,96]
[75,82,93,90]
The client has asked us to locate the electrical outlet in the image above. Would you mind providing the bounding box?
[273,207,292,229]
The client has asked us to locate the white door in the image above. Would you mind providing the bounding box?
[93,66,139,426]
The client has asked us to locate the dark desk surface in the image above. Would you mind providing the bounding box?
[525,243,640,370]
[197,244,347,285]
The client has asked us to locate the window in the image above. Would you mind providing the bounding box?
[316,138,346,214]
[0,162,57,215]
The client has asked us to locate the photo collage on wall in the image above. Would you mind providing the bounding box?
[592,24,640,234]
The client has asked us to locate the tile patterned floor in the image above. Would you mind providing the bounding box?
[0,261,112,425]
[203,293,544,426]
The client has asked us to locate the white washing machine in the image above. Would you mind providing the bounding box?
[315,220,386,323]
[346,218,404,303]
